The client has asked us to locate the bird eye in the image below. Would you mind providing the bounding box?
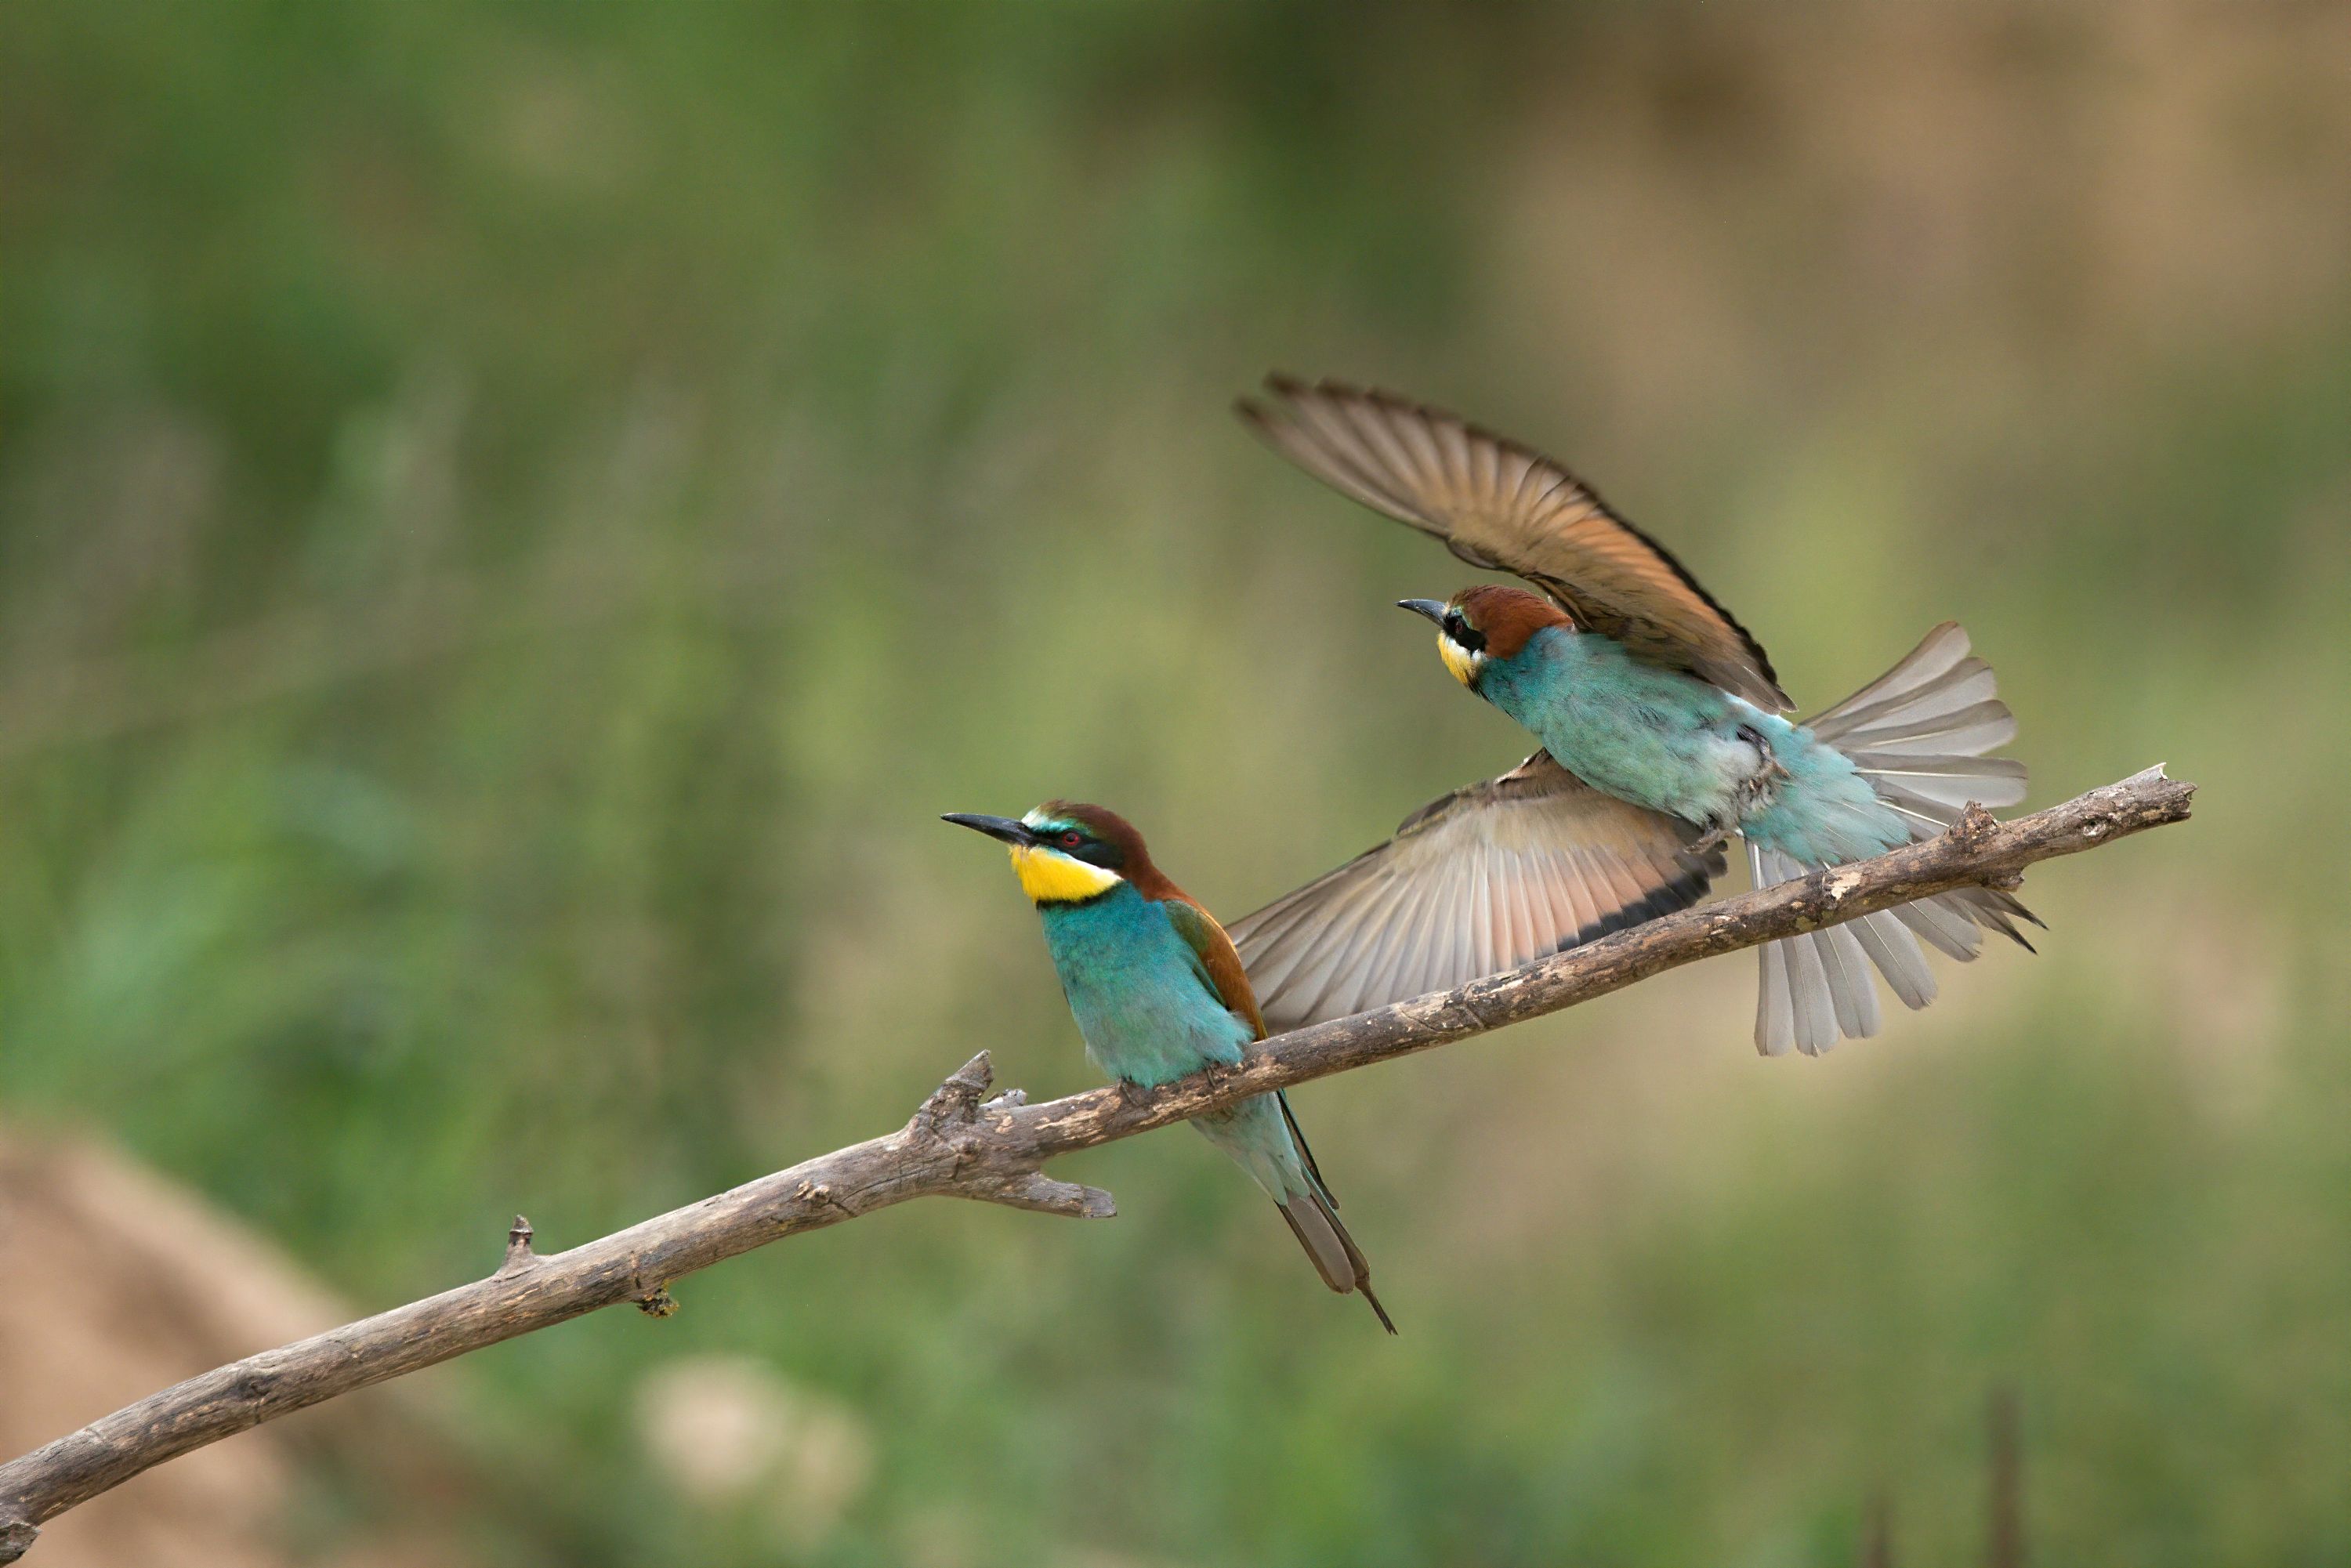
[1443,612,1486,652]
[1060,830,1084,849]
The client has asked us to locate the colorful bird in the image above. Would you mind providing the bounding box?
[1227,377,2035,1056]
[944,802,1395,1331]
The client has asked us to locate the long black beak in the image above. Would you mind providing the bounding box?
[942,812,1037,847]
[1397,598,1449,626]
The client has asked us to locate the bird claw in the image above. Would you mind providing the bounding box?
[1726,726,1791,827]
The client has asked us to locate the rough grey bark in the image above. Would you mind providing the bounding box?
[0,766,2193,1561]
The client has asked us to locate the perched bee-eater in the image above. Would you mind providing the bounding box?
[945,802,1394,1331]
[1228,377,2035,1057]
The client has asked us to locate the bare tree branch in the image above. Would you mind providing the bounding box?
[0,766,2193,1560]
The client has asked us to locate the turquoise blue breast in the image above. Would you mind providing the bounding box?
[1483,626,1911,864]
[1034,884,1253,1088]
[1481,626,1751,824]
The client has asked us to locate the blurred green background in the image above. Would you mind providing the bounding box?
[4,3,2347,1564]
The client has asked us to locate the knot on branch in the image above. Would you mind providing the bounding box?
[497,1215,537,1276]
[908,1052,994,1142]
[903,1052,1117,1219]
[1951,801,2000,850]
[1447,990,1499,1032]
[790,1179,851,1215]
[1,1517,38,1564]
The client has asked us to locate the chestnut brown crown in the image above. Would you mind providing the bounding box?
[1450,585,1572,660]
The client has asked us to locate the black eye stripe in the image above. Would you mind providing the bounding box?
[1444,612,1487,652]
[1042,827,1125,870]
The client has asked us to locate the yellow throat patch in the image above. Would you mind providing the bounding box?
[1439,632,1483,687]
[1011,843,1122,904]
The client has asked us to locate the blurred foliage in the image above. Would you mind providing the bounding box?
[4,3,2349,1564]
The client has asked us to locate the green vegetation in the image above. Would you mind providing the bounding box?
[4,5,2346,1563]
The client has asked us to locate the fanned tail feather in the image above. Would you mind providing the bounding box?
[1749,623,2041,1056]
[1749,840,1913,1056]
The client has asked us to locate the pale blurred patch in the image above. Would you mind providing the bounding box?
[1494,2,2351,421]
[2080,875,2291,1132]
[632,1355,875,1550]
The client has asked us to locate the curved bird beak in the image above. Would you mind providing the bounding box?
[1396,598,1449,626]
[942,812,1038,847]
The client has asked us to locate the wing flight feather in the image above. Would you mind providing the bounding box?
[1229,754,1725,1030]
[1237,376,1790,708]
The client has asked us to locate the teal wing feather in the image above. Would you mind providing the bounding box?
[1157,889,1394,1330]
[1160,894,1270,1041]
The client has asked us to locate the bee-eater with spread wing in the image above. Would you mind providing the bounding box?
[945,802,1394,1331]
[1228,377,2036,1057]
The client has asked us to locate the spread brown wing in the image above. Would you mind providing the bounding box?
[1237,375,1791,710]
[1227,754,1726,1030]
